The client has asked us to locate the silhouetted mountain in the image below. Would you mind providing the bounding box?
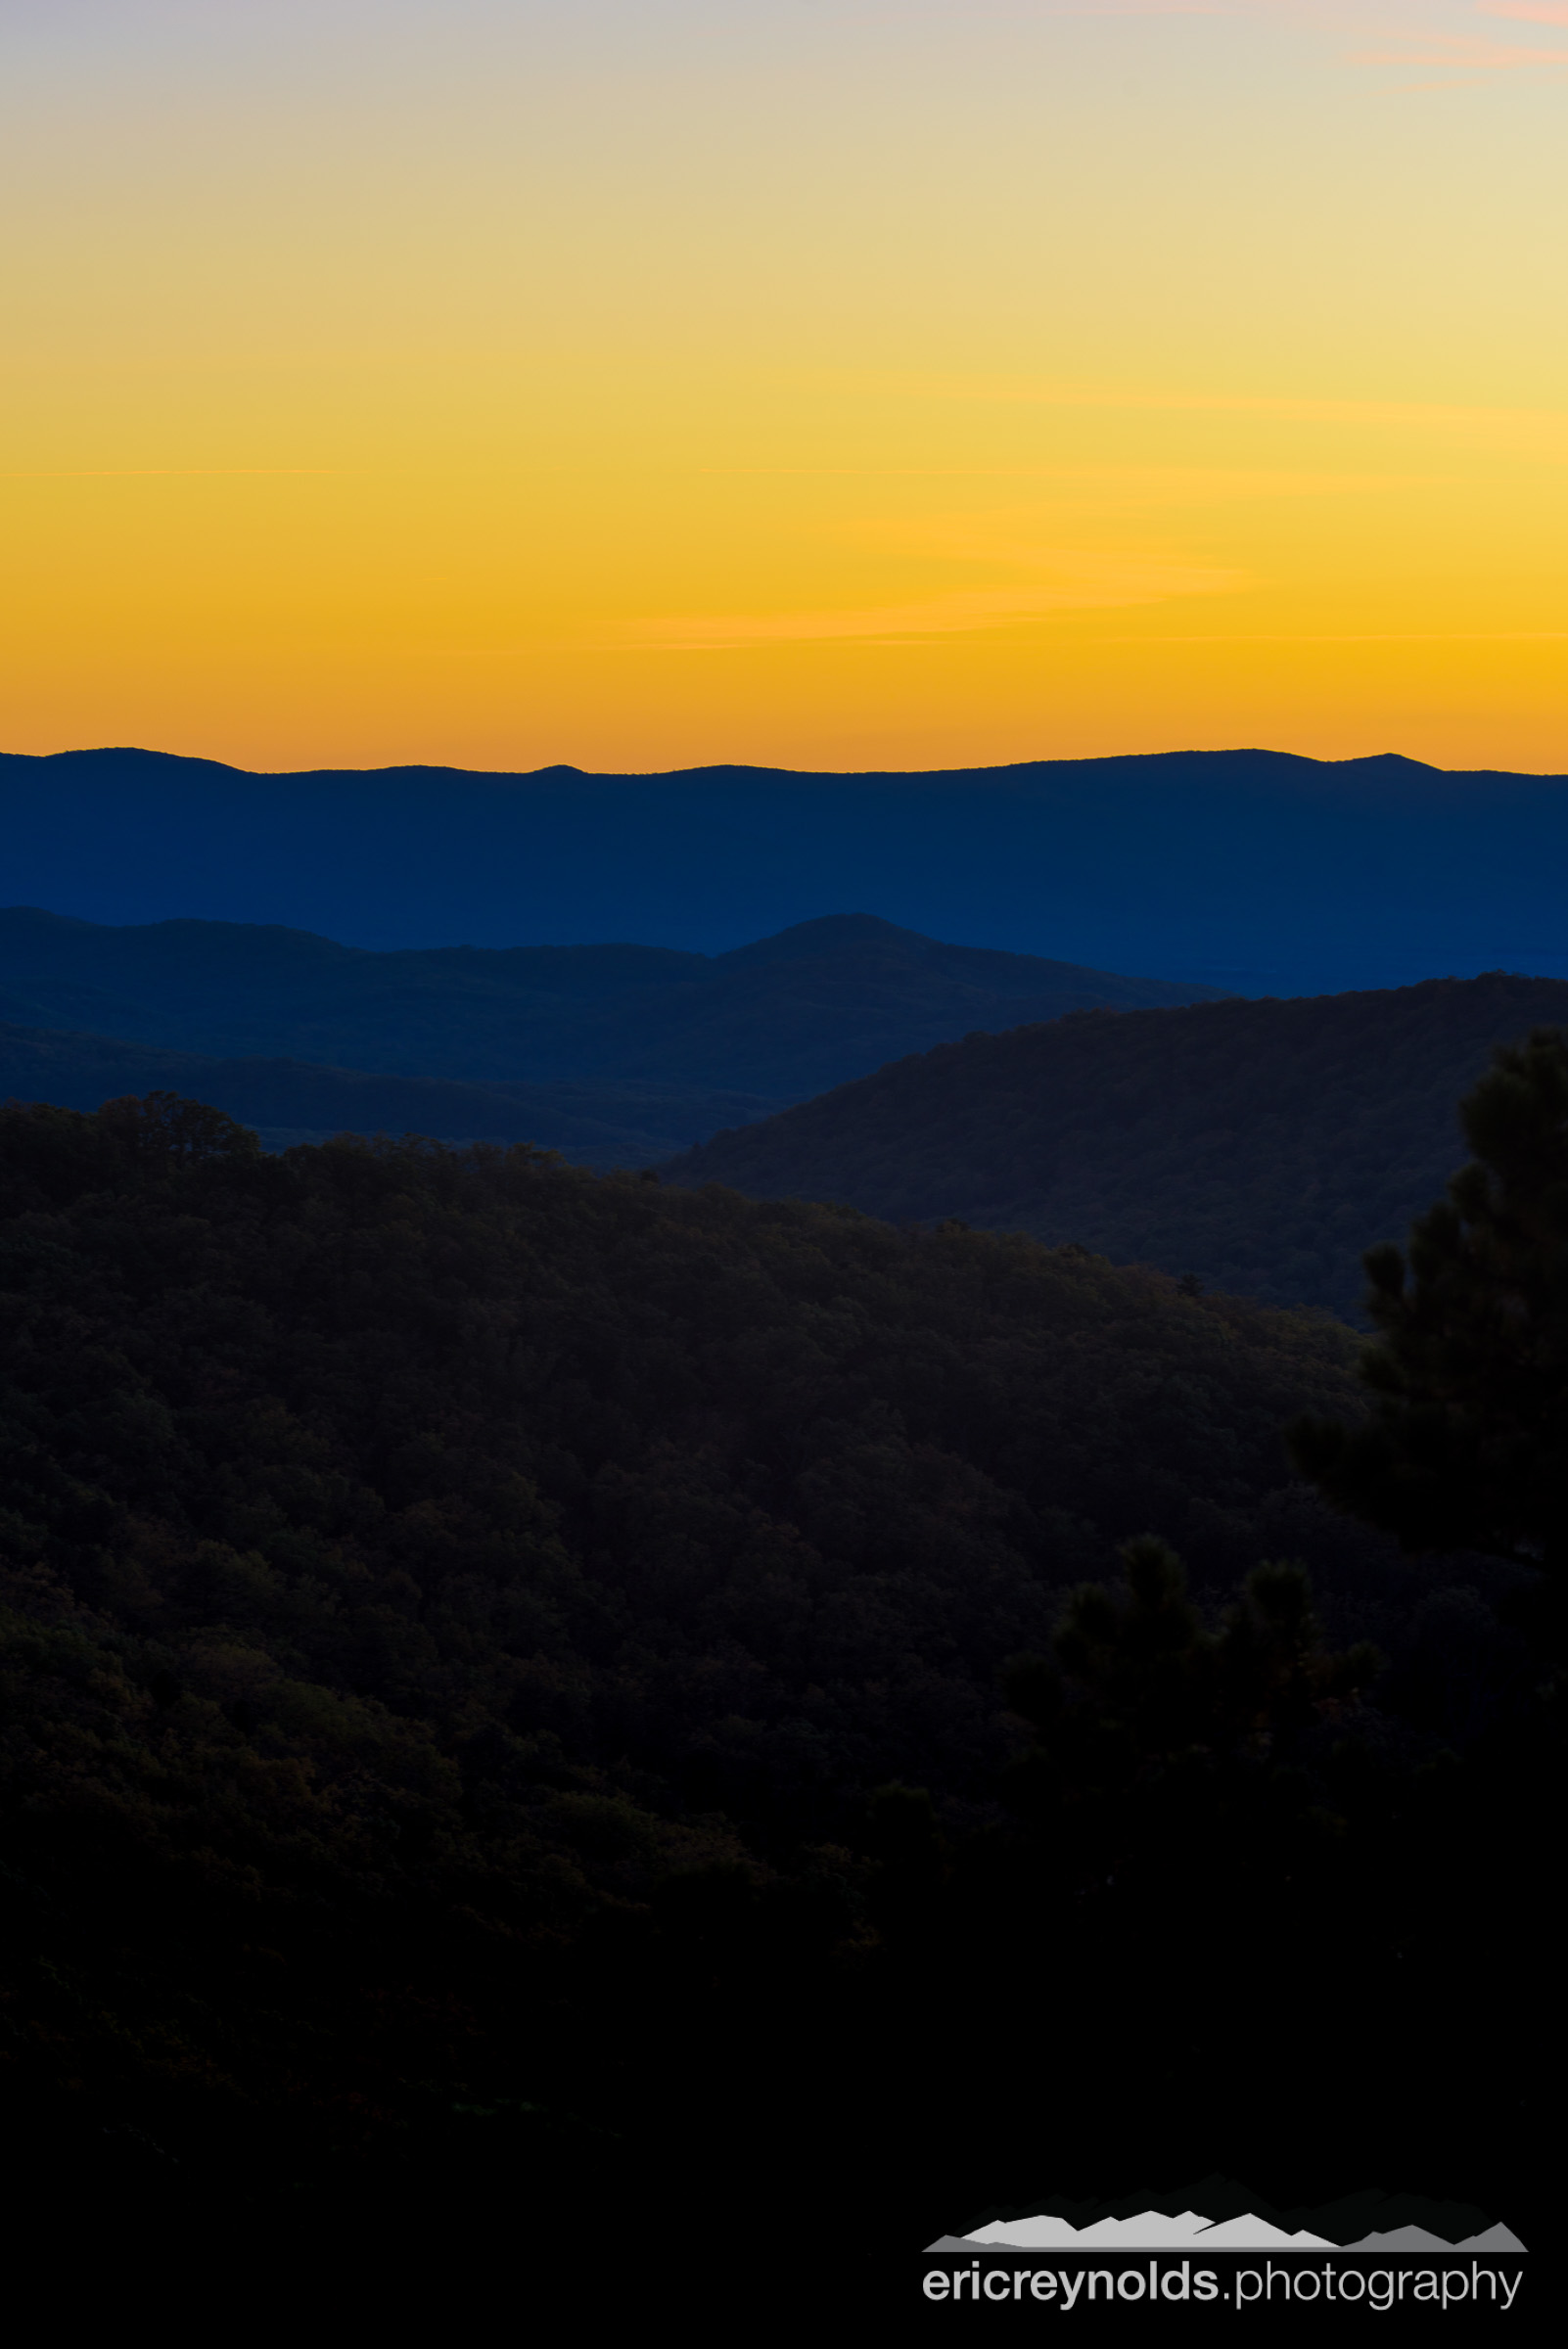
[5,743,1568,992]
[0,907,1224,1098]
[666,972,1568,1318]
[0,1020,779,1165]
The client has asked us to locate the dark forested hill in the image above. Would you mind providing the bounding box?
[0,906,1223,1098]
[0,1096,1399,1849]
[666,972,1568,1318]
[0,1094,1543,2250]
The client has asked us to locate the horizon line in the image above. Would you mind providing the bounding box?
[7,743,1568,784]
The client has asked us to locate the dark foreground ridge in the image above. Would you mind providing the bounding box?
[0,1090,1554,2280]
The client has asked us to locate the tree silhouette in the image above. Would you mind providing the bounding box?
[1290,1026,1568,1580]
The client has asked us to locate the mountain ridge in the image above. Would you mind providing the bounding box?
[0,907,1225,1100]
[0,1021,784,1165]
[6,745,1567,989]
[3,741,1551,783]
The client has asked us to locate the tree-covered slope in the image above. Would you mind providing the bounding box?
[0,1094,1542,2244]
[666,973,1568,1318]
[0,907,1224,1095]
[0,1094,1398,1855]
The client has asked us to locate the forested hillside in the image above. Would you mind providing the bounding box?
[0,1093,1545,2250]
[668,972,1568,1318]
[0,1094,1400,1847]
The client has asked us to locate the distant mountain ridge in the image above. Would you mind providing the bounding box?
[0,1022,781,1168]
[5,743,1568,992]
[0,907,1225,1103]
[665,972,1568,1318]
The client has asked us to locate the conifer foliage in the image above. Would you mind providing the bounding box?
[1292,1027,1568,1577]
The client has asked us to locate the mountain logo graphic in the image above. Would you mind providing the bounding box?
[924,2180,1526,2254]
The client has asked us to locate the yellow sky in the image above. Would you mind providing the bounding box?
[3,1,1566,771]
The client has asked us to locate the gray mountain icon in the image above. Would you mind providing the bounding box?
[1340,2225,1527,2253]
[926,2206,1528,2256]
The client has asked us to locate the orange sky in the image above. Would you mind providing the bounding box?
[3,1,1566,772]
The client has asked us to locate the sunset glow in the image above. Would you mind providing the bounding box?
[4,0,1566,772]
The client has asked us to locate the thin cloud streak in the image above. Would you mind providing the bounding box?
[840,375,1568,458]
[2,469,342,481]
[1354,34,1568,63]
[919,0,1568,73]
[619,560,1248,650]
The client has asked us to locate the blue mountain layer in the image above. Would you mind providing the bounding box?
[4,745,1566,994]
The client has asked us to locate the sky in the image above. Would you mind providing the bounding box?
[3,0,1566,776]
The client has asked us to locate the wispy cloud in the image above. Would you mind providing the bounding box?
[701,466,1414,503]
[827,372,1568,459]
[1,468,341,481]
[895,1,1568,74]
[1353,32,1568,71]
[621,555,1246,650]
[1314,0,1568,75]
